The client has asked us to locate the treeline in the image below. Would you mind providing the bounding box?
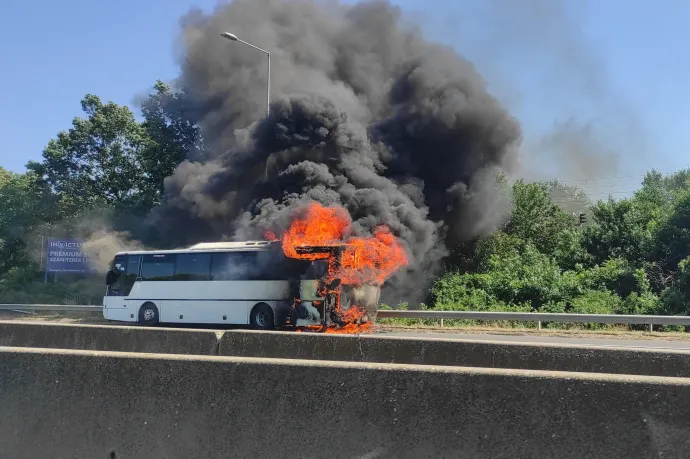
[3,83,690,318]
[0,81,193,304]
[431,171,690,322]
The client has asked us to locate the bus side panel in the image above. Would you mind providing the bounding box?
[128,280,144,298]
[126,280,290,324]
[104,297,127,309]
[103,307,137,322]
[160,300,256,324]
[103,296,137,322]
[130,280,290,301]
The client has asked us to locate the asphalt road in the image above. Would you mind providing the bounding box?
[382,331,690,350]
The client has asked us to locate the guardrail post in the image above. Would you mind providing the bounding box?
[440,318,444,328]
[648,323,653,333]
[537,321,541,331]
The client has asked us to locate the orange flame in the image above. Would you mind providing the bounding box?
[282,204,350,259]
[279,202,408,334]
[282,203,408,285]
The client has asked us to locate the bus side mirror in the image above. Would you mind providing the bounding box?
[106,270,117,286]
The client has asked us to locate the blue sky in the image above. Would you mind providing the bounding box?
[1,0,688,198]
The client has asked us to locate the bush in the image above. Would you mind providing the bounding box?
[569,290,619,315]
[432,242,577,312]
[0,268,104,305]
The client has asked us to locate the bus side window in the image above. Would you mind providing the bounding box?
[210,253,231,280]
[238,252,262,280]
[141,254,176,281]
[211,252,257,280]
[174,253,212,281]
[126,255,141,278]
[253,249,310,280]
[122,255,141,295]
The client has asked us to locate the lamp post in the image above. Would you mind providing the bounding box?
[220,32,270,116]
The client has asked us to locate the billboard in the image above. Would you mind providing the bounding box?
[46,238,91,273]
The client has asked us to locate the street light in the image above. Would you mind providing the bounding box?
[221,32,271,116]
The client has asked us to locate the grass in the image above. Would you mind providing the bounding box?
[377,322,690,341]
[376,317,689,335]
[0,279,104,306]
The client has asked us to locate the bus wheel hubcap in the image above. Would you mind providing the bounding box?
[257,313,267,326]
[144,309,155,321]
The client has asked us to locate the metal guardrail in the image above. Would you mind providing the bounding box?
[0,304,102,312]
[1,305,688,330]
[376,310,690,330]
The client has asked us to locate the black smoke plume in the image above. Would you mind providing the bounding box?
[155,0,522,302]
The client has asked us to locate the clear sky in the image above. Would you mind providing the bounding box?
[1,0,688,199]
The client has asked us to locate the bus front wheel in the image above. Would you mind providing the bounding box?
[250,304,274,331]
[138,302,160,326]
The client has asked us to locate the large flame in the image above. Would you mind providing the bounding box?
[282,204,350,258]
[282,203,408,285]
[279,202,408,332]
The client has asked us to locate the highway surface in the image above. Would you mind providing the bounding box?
[383,330,690,350]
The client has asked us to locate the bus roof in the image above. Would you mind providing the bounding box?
[189,241,280,250]
[114,240,282,256]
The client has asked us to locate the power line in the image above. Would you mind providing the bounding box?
[577,190,638,195]
[548,174,647,183]
[526,169,690,205]
[551,201,605,204]
[558,182,646,189]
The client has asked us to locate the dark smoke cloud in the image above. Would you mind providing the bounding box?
[157,0,522,301]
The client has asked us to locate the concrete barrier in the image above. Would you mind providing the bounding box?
[4,321,690,377]
[0,321,219,355]
[219,330,690,377]
[1,346,689,459]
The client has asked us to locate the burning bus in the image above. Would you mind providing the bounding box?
[103,202,407,332]
[290,244,382,330]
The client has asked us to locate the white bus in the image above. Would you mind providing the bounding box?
[103,240,330,329]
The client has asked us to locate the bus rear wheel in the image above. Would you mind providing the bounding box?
[250,304,274,331]
[138,302,159,326]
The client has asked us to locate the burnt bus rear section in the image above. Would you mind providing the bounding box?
[290,245,381,328]
[290,279,380,327]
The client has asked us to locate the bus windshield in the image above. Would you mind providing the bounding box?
[106,254,141,296]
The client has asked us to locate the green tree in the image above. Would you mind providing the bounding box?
[140,81,201,197]
[504,180,584,263]
[648,187,690,297]
[0,168,50,276]
[27,95,157,218]
[546,180,591,216]
[656,254,690,315]
[582,198,638,265]
[433,239,578,311]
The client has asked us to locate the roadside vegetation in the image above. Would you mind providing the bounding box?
[3,84,690,326]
